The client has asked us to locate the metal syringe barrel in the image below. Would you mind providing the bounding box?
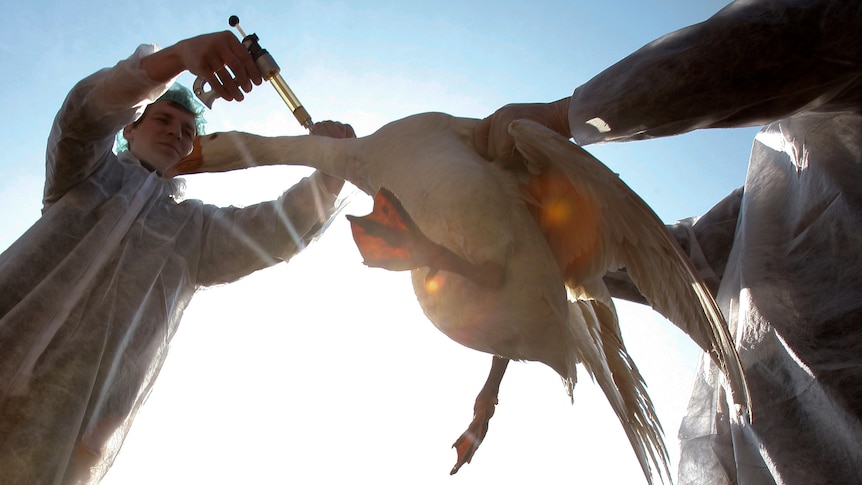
[241,32,313,130]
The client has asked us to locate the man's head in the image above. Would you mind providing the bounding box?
[119,83,206,175]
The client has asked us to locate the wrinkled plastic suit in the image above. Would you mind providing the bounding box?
[0,45,337,484]
[577,1,862,483]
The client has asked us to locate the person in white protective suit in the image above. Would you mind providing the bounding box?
[473,0,862,484]
[0,31,353,484]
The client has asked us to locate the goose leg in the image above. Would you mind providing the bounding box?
[347,188,504,288]
[450,356,509,474]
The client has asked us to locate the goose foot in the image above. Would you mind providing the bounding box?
[347,188,504,288]
[451,356,509,474]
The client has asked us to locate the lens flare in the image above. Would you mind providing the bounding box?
[543,198,573,227]
[424,274,445,294]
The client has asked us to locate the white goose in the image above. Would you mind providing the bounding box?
[168,112,748,484]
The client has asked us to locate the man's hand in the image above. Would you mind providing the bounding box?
[472,97,572,163]
[310,120,356,139]
[310,121,357,195]
[142,31,263,103]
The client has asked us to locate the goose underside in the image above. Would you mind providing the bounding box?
[346,188,504,289]
[347,187,523,477]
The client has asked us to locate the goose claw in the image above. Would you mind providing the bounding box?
[451,401,496,474]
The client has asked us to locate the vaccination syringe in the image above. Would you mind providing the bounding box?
[193,16,314,131]
[227,16,313,131]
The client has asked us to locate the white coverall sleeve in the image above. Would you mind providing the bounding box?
[568,0,862,145]
[194,171,339,286]
[43,44,170,209]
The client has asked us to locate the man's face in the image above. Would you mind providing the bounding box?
[123,101,197,175]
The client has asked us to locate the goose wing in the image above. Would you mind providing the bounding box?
[508,119,749,413]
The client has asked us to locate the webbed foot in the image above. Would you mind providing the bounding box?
[451,356,509,474]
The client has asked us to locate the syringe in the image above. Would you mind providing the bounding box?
[192,16,313,131]
[228,15,313,131]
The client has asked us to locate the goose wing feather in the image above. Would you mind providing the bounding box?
[509,119,749,413]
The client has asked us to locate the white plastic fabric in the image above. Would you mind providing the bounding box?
[0,45,338,484]
[571,1,862,483]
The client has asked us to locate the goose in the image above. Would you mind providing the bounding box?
[167,112,749,484]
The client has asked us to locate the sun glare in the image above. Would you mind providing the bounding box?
[544,198,573,226]
[424,274,445,294]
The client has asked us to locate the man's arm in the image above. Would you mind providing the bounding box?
[569,0,862,144]
[44,32,264,208]
[474,0,862,160]
[194,122,354,287]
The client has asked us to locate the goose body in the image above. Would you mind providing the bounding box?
[170,112,748,483]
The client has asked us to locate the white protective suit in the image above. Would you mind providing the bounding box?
[0,45,337,484]
[580,1,862,484]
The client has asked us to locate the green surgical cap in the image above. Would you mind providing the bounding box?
[115,83,207,153]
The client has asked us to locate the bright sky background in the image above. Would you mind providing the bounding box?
[1,0,759,483]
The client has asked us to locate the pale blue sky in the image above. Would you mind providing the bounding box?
[1,1,756,483]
